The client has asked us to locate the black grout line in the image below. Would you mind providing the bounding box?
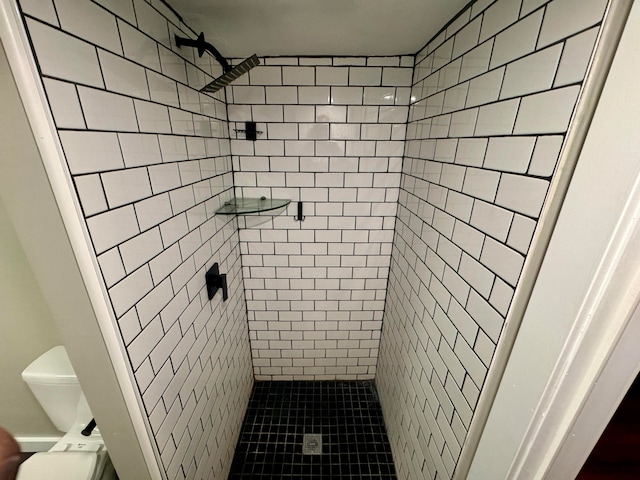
[389,217,507,353]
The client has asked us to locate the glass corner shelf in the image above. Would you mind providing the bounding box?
[215,197,291,215]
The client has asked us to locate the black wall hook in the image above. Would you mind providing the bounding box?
[294,201,305,222]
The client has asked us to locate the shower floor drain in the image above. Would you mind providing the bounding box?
[302,434,322,455]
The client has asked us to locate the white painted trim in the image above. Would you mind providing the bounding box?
[544,301,640,478]
[0,2,162,479]
[505,1,640,476]
[14,437,61,453]
[509,163,640,479]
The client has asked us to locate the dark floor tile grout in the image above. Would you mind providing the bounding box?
[228,380,397,480]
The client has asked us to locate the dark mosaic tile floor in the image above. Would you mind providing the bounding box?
[228,381,397,479]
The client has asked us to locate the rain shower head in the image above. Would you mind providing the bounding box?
[175,33,260,94]
[201,54,260,94]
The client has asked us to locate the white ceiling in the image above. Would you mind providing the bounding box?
[170,0,470,58]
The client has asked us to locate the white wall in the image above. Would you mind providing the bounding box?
[228,56,413,380]
[376,0,609,478]
[0,195,61,437]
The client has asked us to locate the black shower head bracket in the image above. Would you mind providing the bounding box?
[175,32,260,94]
[175,32,230,72]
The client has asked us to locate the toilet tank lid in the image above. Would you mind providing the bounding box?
[22,346,78,385]
[17,452,97,480]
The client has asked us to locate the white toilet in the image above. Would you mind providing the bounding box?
[18,346,116,480]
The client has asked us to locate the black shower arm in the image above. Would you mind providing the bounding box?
[175,33,231,73]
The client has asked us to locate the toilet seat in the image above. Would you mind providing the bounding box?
[16,422,113,479]
[17,452,98,480]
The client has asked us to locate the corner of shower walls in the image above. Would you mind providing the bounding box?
[376,0,611,478]
[14,0,253,478]
[226,54,413,381]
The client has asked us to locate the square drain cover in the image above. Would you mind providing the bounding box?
[302,434,322,455]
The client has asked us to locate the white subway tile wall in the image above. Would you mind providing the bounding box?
[20,1,253,479]
[229,57,413,380]
[16,0,611,477]
[376,0,606,479]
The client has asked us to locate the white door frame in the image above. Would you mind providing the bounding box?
[510,155,640,479]
[510,0,640,476]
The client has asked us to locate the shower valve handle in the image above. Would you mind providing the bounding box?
[206,263,228,301]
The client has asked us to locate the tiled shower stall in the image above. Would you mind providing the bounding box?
[228,56,413,379]
[12,0,609,478]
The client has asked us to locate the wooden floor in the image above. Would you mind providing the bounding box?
[576,374,640,479]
